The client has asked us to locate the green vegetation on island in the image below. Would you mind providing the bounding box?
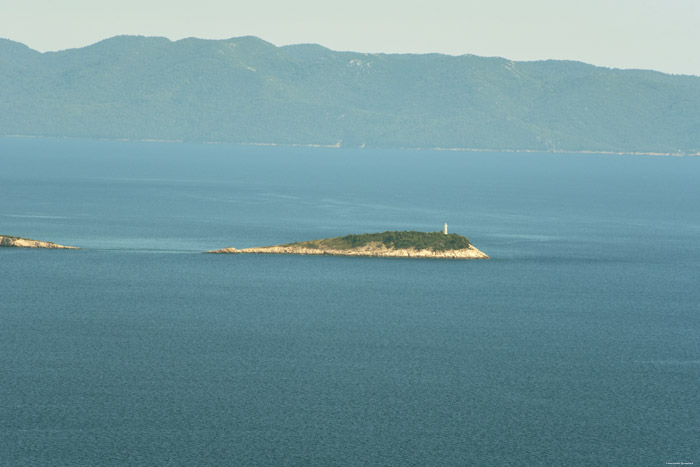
[1,36,700,154]
[289,231,472,252]
[207,230,488,258]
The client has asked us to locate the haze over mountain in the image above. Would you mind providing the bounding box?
[1,35,699,154]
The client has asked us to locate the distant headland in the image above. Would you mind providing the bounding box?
[0,235,79,249]
[207,229,489,259]
[1,35,699,155]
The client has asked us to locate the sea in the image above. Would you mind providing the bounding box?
[1,137,698,466]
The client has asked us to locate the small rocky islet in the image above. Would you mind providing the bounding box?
[207,229,489,259]
[2,230,489,258]
[0,235,79,249]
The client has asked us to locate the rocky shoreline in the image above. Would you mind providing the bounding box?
[0,235,79,249]
[208,241,489,259]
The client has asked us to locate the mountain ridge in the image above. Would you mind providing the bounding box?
[2,35,699,154]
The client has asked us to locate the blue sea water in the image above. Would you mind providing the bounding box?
[1,137,699,466]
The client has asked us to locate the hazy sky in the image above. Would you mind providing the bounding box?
[2,0,699,75]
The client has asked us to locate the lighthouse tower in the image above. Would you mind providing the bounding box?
[443,223,448,235]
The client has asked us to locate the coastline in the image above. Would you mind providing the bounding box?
[208,242,490,259]
[2,134,697,157]
[0,235,79,249]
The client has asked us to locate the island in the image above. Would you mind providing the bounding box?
[207,230,489,259]
[0,235,79,249]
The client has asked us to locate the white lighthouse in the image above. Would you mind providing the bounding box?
[443,223,448,235]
